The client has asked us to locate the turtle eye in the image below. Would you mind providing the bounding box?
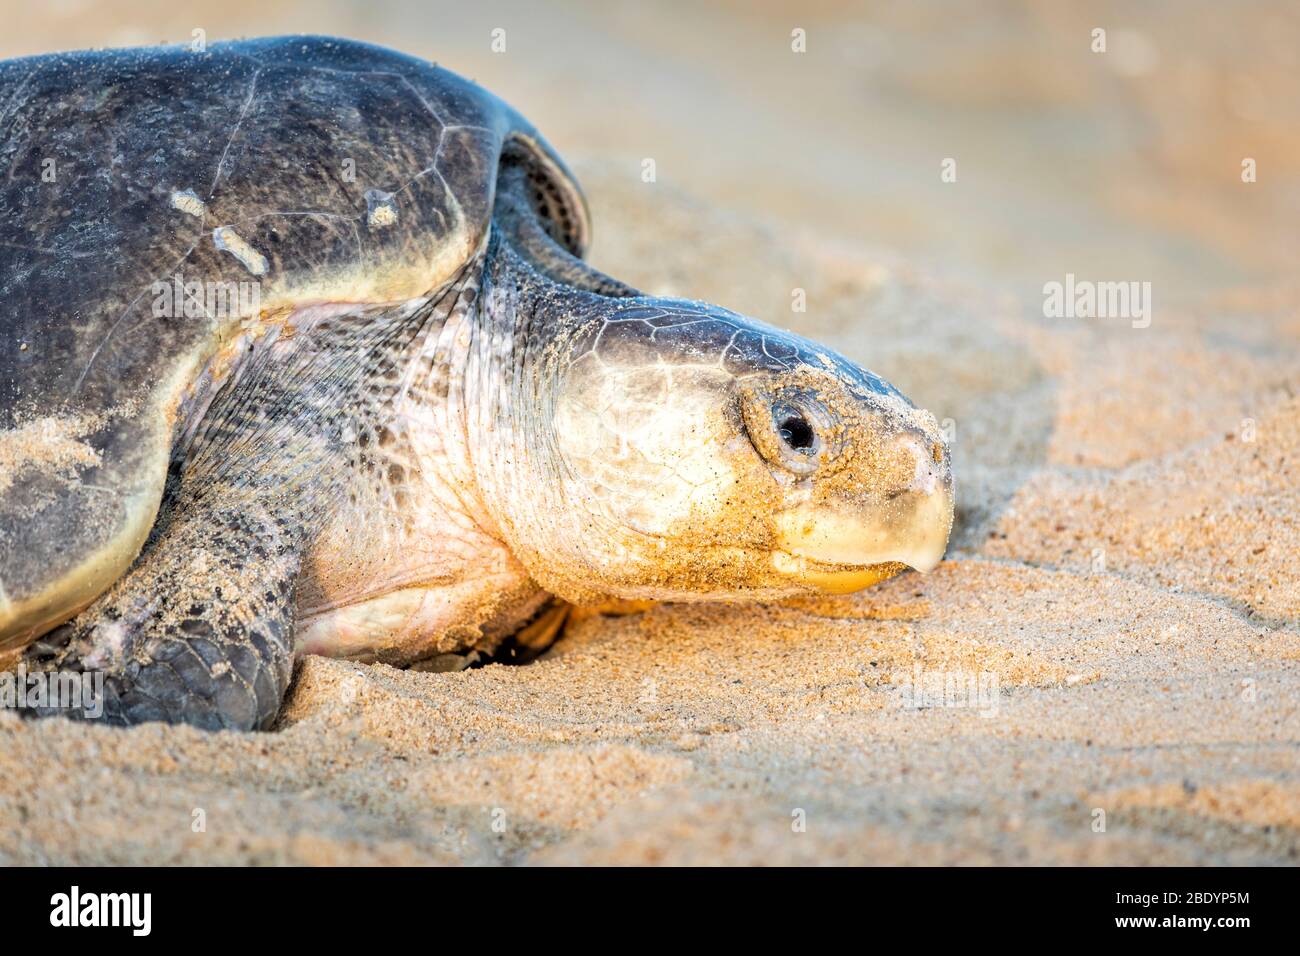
[774,403,819,456]
[740,388,836,477]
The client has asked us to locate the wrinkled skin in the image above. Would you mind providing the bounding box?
[4,38,952,730]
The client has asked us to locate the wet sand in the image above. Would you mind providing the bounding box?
[1,2,1298,864]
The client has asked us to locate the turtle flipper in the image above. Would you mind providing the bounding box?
[21,499,302,731]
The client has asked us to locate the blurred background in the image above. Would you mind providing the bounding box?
[3,0,1298,310]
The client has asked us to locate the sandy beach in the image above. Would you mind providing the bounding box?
[1,1,1297,865]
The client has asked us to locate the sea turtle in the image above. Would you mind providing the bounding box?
[0,36,953,730]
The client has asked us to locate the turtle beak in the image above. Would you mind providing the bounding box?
[771,432,954,593]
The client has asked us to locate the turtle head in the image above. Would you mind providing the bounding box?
[481,138,952,605]
[484,290,954,605]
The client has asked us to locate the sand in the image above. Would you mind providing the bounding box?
[1,164,1296,865]
[1,2,1298,865]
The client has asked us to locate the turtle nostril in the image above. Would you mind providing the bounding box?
[894,435,941,495]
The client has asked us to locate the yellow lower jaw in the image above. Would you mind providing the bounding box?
[771,552,906,594]
[774,487,954,576]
